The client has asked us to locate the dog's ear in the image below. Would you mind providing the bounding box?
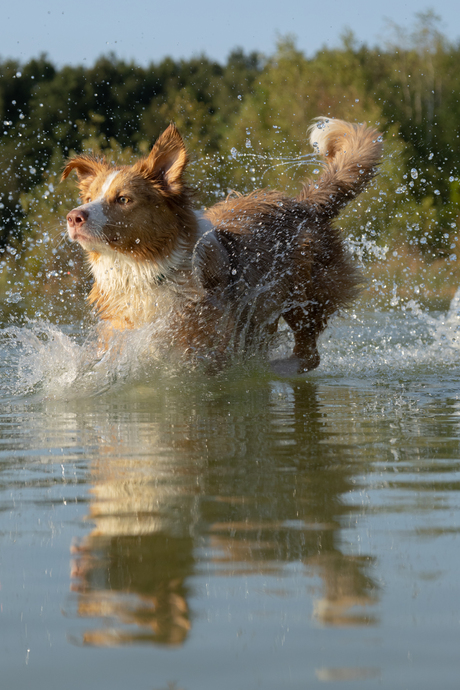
[61,155,107,184]
[136,124,188,194]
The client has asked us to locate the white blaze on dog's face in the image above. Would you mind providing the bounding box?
[62,125,194,264]
[65,170,120,248]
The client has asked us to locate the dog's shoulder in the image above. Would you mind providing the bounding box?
[192,212,232,292]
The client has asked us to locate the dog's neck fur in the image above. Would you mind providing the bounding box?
[87,212,212,328]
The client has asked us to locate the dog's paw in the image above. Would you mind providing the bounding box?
[270,354,319,376]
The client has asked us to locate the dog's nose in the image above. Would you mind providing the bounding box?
[67,208,89,226]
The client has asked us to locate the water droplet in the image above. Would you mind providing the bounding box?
[410,168,418,180]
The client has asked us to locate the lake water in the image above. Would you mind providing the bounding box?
[1,286,460,689]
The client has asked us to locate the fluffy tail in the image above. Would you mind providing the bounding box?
[297,117,383,218]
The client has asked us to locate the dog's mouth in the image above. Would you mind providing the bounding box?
[67,225,108,248]
[67,225,92,242]
[69,228,128,254]
[67,225,90,243]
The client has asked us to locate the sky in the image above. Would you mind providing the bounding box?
[1,0,459,67]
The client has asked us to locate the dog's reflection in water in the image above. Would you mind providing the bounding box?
[70,453,196,646]
[69,383,379,645]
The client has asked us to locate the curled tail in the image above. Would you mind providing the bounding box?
[297,117,383,218]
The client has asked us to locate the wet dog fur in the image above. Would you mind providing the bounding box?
[63,118,383,372]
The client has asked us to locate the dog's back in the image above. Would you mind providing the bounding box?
[201,119,382,370]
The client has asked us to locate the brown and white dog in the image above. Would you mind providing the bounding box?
[63,118,382,372]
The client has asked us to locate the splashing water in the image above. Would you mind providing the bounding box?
[2,144,460,400]
[0,320,174,400]
[2,209,460,400]
[1,282,460,402]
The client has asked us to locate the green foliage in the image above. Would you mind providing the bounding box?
[1,11,460,273]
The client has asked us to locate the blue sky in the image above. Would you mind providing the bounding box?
[1,0,459,66]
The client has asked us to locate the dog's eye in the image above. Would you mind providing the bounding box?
[117,196,130,205]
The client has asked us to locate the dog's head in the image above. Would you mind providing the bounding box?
[62,125,195,262]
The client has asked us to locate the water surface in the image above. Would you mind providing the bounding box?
[1,295,460,689]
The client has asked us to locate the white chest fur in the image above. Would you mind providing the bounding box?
[88,213,220,327]
[89,247,204,326]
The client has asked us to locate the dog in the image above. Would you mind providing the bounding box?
[63,118,382,372]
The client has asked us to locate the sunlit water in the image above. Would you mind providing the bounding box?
[2,281,460,688]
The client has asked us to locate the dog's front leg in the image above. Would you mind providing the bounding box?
[282,309,322,373]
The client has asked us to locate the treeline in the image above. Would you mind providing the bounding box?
[1,11,460,257]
